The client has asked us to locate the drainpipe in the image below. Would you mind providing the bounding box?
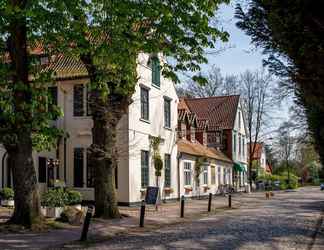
[177,152,182,200]
[1,151,8,188]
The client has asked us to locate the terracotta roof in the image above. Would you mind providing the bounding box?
[248,143,263,160]
[44,54,88,79]
[177,139,232,163]
[183,95,240,130]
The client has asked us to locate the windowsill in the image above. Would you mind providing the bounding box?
[139,118,150,124]
[164,126,172,131]
[140,188,146,192]
[73,116,92,120]
[152,83,160,89]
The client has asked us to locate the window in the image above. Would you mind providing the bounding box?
[73,84,84,116]
[74,148,84,187]
[140,87,149,121]
[239,134,241,156]
[164,98,171,128]
[203,166,208,185]
[242,137,245,157]
[38,157,47,183]
[184,162,192,186]
[233,133,237,153]
[141,150,149,188]
[238,111,241,129]
[218,167,221,185]
[211,166,216,185]
[223,168,226,184]
[86,150,94,188]
[151,57,160,87]
[164,154,171,187]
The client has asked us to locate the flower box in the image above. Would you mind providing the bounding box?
[1,199,14,207]
[42,206,64,218]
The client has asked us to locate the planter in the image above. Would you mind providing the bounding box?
[72,204,82,211]
[164,188,174,196]
[1,199,14,207]
[42,206,64,218]
[203,186,210,193]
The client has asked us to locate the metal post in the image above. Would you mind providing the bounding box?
[208,193,212,212]
[228,194,232,208]
[139,200,146,227]
[80,205,94,241]
[180,195,185,218]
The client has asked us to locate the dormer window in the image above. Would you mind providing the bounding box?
[150,57,160,87]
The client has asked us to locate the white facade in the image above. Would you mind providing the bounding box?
[178,154,233,198]
[0,53,179,205]
[232,101,248,186]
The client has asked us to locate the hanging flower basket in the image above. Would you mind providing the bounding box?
[164,187,174,194]
[184,186,193,193]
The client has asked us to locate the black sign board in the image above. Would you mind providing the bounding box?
[145,186,159,205]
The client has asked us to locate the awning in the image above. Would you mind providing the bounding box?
[233,162,244,172]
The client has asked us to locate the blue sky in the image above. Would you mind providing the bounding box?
[205,2,265,76]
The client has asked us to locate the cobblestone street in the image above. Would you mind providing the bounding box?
[76,187,324,250]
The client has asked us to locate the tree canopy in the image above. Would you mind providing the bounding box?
[235,0,324,166]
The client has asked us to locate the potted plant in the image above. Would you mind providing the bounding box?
[203,185,210,193]
[0,187,14,207]
[41,188,66,218]
[65,189,82,211]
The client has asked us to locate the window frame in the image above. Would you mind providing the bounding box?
[141,150,150,188]
[184,162,192,186]
[140,87,150,121]
[151,57,161,87]
[203,165,208,185]
[211,166,216,185]
[164,97,171,128]
[164,154,171,187]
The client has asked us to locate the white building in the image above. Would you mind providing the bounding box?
[0,53,178,205]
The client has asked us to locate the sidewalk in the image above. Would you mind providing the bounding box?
[0,192,252,249]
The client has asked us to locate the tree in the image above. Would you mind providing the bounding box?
[240,69,273,189]
[235,1,324,167]
[0,1,67,226]
[61,0,230,218]
[176,65,239,98]
[277,122,295,186]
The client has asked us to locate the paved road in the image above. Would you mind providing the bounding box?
[87,187,324,250]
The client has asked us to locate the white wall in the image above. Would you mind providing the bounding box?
[128,53,179,203]
[179,153,233,198]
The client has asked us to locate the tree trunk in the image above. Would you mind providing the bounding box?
[6,0,42,227]
[92,117,121,219]
[7,133,41,226]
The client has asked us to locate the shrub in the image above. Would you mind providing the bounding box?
[41,188,67,208]
[65,189,82,205]
[0,187,14,200]
[154,155,163,177]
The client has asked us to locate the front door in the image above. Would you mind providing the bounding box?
[74,148,84,187]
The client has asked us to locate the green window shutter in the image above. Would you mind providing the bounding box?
[152,58,160,87]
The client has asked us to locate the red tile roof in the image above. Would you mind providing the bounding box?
[182,95,240,130]
[177,139,232,163]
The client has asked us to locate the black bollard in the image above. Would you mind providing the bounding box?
[208,193,212,212]
[80,205,94,241]
[139,200,146,227]
[180,195,185,218]
[228,194,232,208]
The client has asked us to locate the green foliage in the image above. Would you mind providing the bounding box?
[195,157,206,182]
[41,188,67,208]
[235,1,324,167]
[154,155,163,177]
[65,189,82,206]
[41,188,82,207]
[0,187,14,200]
[257,172,299,190]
